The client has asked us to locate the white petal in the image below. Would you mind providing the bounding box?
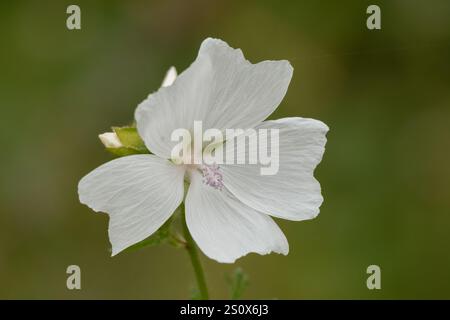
[222,117,329,221]
[161,66,177,87]
[78,155,185,255]
[135,37,293,159]
[185,171,288,263]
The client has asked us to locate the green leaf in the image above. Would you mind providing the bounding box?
[125,216,174,252]
[226,267,249,300]
[112,126,149,154]
[190,287,202,300]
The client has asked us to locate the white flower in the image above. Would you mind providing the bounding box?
[78,38,329,263]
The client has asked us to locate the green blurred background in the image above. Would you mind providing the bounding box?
[1,0,449,299]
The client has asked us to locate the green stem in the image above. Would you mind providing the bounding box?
[181,204,209,300]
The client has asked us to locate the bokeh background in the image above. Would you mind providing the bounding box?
[1,0,449,299]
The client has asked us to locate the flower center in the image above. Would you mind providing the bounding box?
[200,164,224,190]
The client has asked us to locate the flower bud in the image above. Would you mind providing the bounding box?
[99,132,123,148]
[161,66,177,87]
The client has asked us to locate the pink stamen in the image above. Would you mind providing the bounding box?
[200,164,224,190]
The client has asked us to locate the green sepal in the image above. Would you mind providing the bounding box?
[112,126,149,154]
[105,146,145,157]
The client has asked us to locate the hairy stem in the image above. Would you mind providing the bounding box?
[181,203,209,300]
